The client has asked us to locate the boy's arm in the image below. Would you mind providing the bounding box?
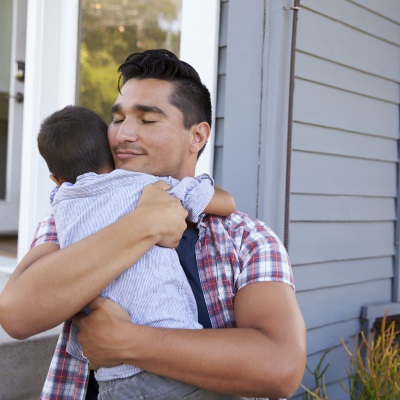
[204,185,236,216]
[169,176,235,219]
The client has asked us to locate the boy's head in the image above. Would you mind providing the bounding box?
[117,49,212,158]
[38,105,114,184]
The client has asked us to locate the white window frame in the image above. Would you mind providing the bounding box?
[180,0,220,176]
[18,0,79,257]
[17,0,219,258]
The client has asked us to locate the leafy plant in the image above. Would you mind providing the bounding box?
[340,313,400,400]
[301,349,331,400]
[78,0,181,123]
[301,313,400,399]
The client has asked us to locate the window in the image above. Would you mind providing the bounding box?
[78,0,182,123]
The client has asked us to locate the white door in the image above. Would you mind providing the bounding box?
[0,0,27,233]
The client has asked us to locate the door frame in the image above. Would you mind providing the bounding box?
[0,0,27,234]
[181,0,220,177]
[17,0,79,257]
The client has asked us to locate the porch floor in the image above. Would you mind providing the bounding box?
[0,235,18,258]
[0,235,18,277]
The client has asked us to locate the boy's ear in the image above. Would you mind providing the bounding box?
[49,174,63,187]
[189,122,210,155]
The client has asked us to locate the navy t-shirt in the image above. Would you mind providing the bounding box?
[175,227,212,329]
[85,228,211,398]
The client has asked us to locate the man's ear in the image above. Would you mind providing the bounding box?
[189,122,210,155]
[49,174,63,187]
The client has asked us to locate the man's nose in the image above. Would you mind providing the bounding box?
[115,119,139,142]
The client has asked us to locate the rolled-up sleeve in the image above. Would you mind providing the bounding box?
[30,213,59,248]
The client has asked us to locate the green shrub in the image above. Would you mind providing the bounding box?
[341,313,400,400]
[301,349,330,400]
[301,313,400,400]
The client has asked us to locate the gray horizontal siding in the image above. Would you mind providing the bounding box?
[292,123,398,162]
[291,195,395,222]
[350,0,400,24]
[303,0,400,45]
[213,3,399,398]
[297,5,400,80]
[293,80,399,138]
[291,152,397,197]
[291,1,400,398]
[306,319,360,355]
[290,221,395,265]
[294,256,393,292]
[296,52,399,104]
[297,279,392,330]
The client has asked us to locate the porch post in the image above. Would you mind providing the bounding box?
[181,0,220,176]
[17,0,79,258]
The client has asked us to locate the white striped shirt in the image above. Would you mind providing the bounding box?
[50,169,214,381]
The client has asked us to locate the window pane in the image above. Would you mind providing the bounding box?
[78,0,182,123]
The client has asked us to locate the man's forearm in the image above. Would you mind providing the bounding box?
[76,283,306,398]
[0,209,159,338]
[98,324,304,398]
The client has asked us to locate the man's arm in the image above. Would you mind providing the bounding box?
[75,282,306,398]
[0,182,188,339]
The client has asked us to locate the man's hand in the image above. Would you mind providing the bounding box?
[74,297,133,371]
[137,180,188,248]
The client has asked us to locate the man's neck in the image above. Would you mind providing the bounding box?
[186,221,197,229]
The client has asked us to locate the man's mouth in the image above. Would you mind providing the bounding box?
[115,152,145,160]
[114,145,147,159]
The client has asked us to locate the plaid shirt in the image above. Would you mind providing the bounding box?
[33,211,294,400]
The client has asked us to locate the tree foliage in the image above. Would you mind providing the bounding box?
[78,0,181,122]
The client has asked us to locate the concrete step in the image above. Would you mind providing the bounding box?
[0,276,61,400]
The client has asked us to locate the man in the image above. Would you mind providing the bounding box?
[0,49,306,399]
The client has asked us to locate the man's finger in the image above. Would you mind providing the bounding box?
[152,180,172,191]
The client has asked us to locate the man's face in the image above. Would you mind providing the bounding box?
[108,78,194,179]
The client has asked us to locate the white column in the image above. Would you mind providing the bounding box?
[17,0,79,258]
[180,0,220,176]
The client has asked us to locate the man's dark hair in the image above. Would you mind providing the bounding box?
[37,105,114,183]
[118,49,211,157]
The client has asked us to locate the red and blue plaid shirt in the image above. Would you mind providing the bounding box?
[33,211,294,400]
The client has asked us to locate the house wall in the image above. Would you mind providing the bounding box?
[216,0,293,238]
[291,1,400,397]
[215,0,400,398]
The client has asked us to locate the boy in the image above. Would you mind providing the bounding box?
[37,105,237,399]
